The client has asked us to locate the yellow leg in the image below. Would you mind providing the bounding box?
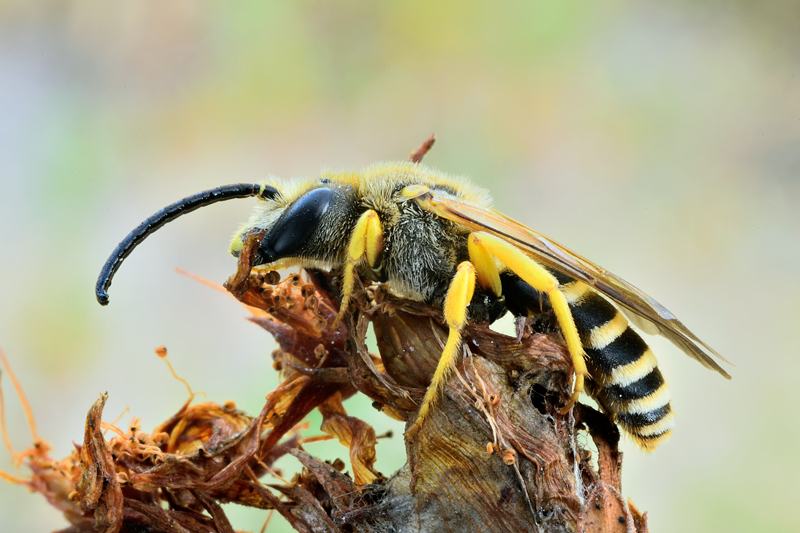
[333,210,383,328]
[408,261,476,434]
[469,232,587,414]
[364,211,384,268]
[467,233,502,296]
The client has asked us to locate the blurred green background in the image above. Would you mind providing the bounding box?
[0,1,798,531]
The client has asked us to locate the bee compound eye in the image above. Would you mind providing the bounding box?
[257,187,333,264]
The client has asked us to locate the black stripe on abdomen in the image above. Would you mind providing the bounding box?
[603,367,664,401]
[569,292,618,332]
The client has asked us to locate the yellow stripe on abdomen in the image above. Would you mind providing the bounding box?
[587,312,629,350]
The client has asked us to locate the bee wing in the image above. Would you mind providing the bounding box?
[421,190,732,379]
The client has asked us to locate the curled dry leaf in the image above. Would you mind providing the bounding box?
[74,394,124,532]
[318,394,381,486]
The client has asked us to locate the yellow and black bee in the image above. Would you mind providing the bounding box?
[96,158,730,451]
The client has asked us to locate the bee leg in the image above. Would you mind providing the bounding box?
[468,232,587,414]
[408,261,476,437]
[333,210,383,328]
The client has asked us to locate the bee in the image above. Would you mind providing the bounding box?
[96,157,730,451]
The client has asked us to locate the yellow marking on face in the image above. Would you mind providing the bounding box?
[620,383,671,415]
[588,312,630,350]
[229,237,244,256]
[608,348,659,387]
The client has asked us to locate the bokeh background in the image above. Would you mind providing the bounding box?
[1,2,798,531]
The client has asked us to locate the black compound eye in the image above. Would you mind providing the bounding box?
[256,187,333,264]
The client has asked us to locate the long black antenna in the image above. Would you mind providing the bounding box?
[96,183,278,306]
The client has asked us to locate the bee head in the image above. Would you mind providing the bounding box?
[236,187,333,266]
[230,177,355,268]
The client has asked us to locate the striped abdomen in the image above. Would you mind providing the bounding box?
[501,272,674,452]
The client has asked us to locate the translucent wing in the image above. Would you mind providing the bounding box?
[417,189,731,379]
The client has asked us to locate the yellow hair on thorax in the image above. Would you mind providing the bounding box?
[356,161,493,207]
